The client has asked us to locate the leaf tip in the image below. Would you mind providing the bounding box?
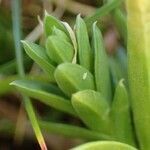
[119,79,125,87]
[21,40,28,48]
[20,40,25,44]
[77,13,81,19]
[44,10,49,17]
[9,81,16,86]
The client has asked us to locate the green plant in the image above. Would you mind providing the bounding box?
[11,14,134,147]
[10,0,150,149]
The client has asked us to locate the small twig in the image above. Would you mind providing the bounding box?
[85,0,123,27]
[52,0,65,18]
[24,0,66,43]
[42,0,53,14]
[25,24,43,42]
[52,0,95,16]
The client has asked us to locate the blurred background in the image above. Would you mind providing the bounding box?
[0,0,126,149]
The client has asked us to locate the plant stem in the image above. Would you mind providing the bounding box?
[11,0,47,149]
[112,9,127,45]
[11,0,24,77]
[85,0,123,28]
[127,0,150,149]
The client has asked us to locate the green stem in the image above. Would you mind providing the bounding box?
[127,0,150,149]
[112,9,127,45]
[103,0,127,44]
[11,0,47,149]
[11,0,24,77]
[85,0,123,28]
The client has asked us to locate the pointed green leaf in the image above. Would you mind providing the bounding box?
[75,15,93,71]
[22,41,55,80]
[46,35,74,64]
[72,141,137,150]
[10,80,76,116]
[55,63,95,97]
[111,80,135,145]
[72,90,110,134]
[44,13,66,36]
[40,121,113,141]
[92,23,112,102]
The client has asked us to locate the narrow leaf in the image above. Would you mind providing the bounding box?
[75,15,93,71]
[10,80,76,116]
[22,41,55,80]
[55,63,95,97]
[92,23,112,102]
[72,90,110,134]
